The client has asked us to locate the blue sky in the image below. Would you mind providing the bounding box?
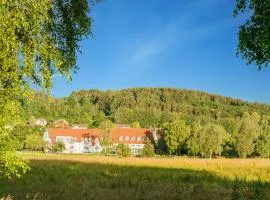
[52,0,270,103]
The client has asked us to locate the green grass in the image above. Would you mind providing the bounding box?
[1,155,270,200]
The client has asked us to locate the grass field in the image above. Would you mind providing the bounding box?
[1,154,270,200]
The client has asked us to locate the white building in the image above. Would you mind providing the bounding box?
[43,128,102,153]
[44,128,153,155]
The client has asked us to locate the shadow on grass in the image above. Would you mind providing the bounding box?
[0,159,269,200]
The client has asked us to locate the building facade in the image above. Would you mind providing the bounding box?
[43,128,153,155]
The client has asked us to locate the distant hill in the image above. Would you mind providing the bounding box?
[21,88,270,132]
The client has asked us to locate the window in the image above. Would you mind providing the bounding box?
[131,136,136,141]
[119,136,124,141]
[134,149,139,154]
[132,148,142,155]
[136,137,141,141]
[125,136,130,141]
[56,137,63,142]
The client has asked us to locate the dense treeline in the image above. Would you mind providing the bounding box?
[21,88,270,127]
[156,112,270,158]
[16,88,270,158]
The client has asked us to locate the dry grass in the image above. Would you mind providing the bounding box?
[21,153,270,182]
[1,153,270,200]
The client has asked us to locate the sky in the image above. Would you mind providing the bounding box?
[51,0,270,103]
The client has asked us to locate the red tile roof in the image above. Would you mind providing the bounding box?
[111,128,151,144]
[47,128,152,144]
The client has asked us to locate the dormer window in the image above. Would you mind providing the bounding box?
[125,136,130,141]
[137,137,141,141]
[131,136,136,141]
[119,136,124,141]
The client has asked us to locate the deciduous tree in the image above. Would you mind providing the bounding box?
[198,123,227,159]
[163,120,190,155]
[24,134,47,151]
[142,138,155,157]
[99,120,115,155]
[234,0,270,68]
[116,143,131,157]
[187,120,201,156]
[256,118,270,158]
[0,0,97,178]
[235,112,260,158]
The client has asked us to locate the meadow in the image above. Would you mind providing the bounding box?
[1,154,270,200]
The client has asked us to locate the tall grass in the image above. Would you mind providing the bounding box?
[1,154,270,200]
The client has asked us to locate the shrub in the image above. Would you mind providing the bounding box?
[231,177,264,200]
[142,138,155,157]
[24,134,47,151]
[130,122,140,128]
[52,142,65,152]
[116,143,131,157]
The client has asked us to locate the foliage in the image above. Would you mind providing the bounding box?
[10,87,270,158]
[231,177,264,200]
[198,123,227,158]
[187,120,201,156]
[231,177,246,200]
[22,88,270,129]
[163,120,190,155]
[99,120,115,155]
[116,143,131,157]
[24,134,47,151]
[92,112,106,128]
[52,142,65,152]
[130,122,141,128]
[235,112,260,158]
[0,0,97,178]
[0,129,30,179]
[142,138,155,157]
[256,118,270,158]
[234,0,270,68]
[10,124,45,150]
[99,120,115,129]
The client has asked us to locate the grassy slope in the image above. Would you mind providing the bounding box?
[1,154,270,200]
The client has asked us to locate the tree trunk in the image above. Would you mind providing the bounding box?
[243,152,246,159]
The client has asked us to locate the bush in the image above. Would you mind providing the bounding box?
[116,143,131,157]
[52,142,65,152]
[231,177,264,200]
[0,131,30,179]
[142,138,155,157]
[24,134,47,151]
[130,122,141,128]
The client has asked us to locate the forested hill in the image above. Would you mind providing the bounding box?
[22,88,270,130]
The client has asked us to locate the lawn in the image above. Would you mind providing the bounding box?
[1,154,270,200]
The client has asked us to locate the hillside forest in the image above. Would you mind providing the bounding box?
[14,88,270,158]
